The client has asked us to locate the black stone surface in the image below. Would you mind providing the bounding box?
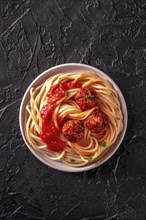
[0,0,146,219]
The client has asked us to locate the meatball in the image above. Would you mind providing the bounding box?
[62,120,84,142]
[86,110,109,133]
[75,88,98,111]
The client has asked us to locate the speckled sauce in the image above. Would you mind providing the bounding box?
[0,0,146,219]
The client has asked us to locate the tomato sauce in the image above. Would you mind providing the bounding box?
[40,104,66,152]
[48,80,81,104]
[40,80,82,152]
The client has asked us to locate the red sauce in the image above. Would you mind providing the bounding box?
[48,80,82,104]
[40,104,66,152]
[40,80,82,152]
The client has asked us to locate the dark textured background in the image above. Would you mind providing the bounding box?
[0,0,146,219]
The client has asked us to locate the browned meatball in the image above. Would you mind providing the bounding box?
[62,120,84,142]
[74,88,98,111]
[86,110,109,133]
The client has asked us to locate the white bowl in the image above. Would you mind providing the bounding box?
[19,63,128,172]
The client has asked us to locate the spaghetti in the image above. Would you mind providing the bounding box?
[25,72,123,167]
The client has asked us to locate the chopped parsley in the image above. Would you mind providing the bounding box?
[65,91,69,96]
[85,155,92,162]
[115,107,119,112]
[85,95,91,100]
[70,158,75,163]
[108,93,113,97]
[100,140,107,147]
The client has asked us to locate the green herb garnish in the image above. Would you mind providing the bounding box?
[115,108,119,112]
[65,91,69,96]
[85,155,92,162]
[100,140,107,147]
[108,93,113,97]
[70,158,75,163]
[86,95,91,100]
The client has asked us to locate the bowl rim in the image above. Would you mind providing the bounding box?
[19,63,128,172]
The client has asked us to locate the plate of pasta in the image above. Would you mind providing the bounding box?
[19,63,127,172]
